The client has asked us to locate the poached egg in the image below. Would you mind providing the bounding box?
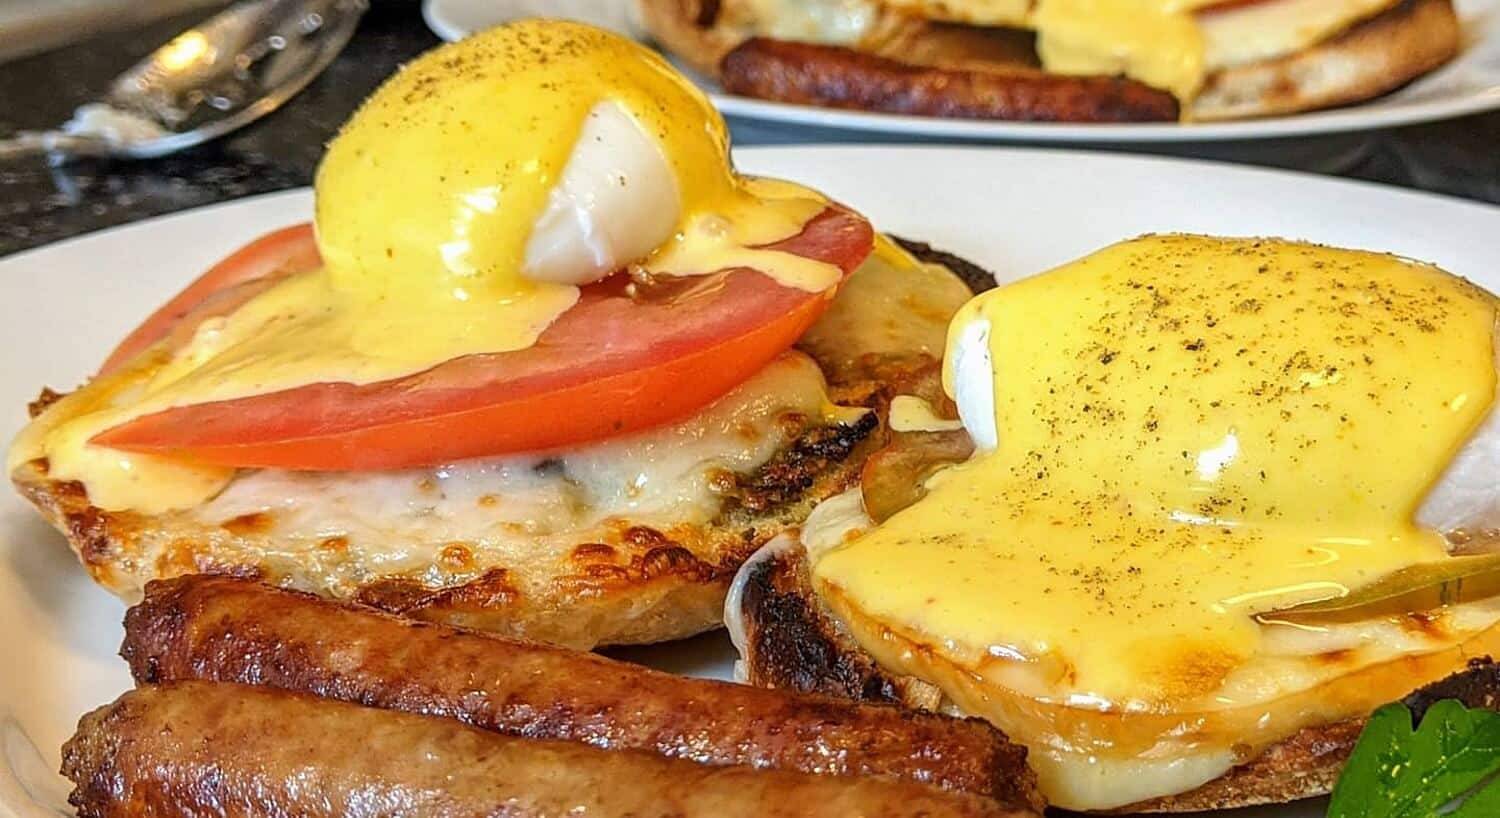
[806,234,1500,808]
[9,20,840,514]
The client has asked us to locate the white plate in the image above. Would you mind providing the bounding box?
[4,146,1499,817]
[423,0,1500,143]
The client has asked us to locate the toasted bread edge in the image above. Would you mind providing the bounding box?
[738,545,1500,812]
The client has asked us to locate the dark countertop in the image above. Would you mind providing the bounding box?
[1,0,1497,258]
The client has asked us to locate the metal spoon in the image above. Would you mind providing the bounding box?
[0,0,367,161]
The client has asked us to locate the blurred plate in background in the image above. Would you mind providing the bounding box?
[423,0,1500,143]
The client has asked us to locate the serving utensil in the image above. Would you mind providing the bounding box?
[0,0,366,162]
[1256,551,1500,626]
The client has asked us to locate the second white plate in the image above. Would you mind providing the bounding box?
[423,0,1500,143]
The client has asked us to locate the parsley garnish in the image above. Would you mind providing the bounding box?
[1328,700,1500,817]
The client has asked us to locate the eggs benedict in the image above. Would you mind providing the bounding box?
[8,20,994,649]
[730,234,1500,810]
[642,0,1460,121]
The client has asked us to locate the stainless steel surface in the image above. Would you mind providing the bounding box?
[0,0,366,161]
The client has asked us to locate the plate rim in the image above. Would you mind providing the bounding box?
[4,143,1496,270]
[708,84,1500,143]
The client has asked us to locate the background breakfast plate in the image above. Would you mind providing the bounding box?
[422,0,1500,143]
[3,146,1499,817]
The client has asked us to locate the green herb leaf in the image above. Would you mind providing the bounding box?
[1327,700,1500,818]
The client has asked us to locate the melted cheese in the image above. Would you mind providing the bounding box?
[7,353,234,513]
[809,235,1499,807]
[183,352,853,584]
[1199,0,1402,70]
[889,395,964,432]
[725,0,882,44]
[796,234,977,377]
[10,21,846,513]
[923,0,1398,103]
[1034,0,1401,100]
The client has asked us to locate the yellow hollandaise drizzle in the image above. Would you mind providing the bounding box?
[878,0,1223,102]
[1033,0,1206,102]
[812,234,1497,710]
[316,19,834,316]
[1026,0,1408,103]
[10,20,840,513]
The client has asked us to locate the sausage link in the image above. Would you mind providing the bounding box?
[121,575,1041,811]
[62,682,1033,818]
[720,38,1180,123]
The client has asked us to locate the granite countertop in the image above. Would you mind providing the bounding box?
[1,0,1497,258]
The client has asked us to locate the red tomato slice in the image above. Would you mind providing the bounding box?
[99,223,321,375]
[93,206,874,471]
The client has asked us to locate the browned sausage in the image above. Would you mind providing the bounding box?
[121,575,1042,811]
[720,38,1180,123]
[63,682,1035,818]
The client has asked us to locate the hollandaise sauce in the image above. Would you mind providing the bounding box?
[10,20,838,513]
[1030,0,1406,104]
[875,0,1220,102]
[813,234,1496,712]
[1033,0,1206,102]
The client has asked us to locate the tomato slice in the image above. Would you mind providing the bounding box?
[93,207,874,471]
[99,223,321,375]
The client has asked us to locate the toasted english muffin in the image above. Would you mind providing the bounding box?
[731,543,1500,812]
[1194,0,1459,121]
[12,239,996,650]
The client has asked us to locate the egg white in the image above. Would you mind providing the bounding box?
[951,316,999,451]
[523,102,682,286]
[1416,335,1500,536]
